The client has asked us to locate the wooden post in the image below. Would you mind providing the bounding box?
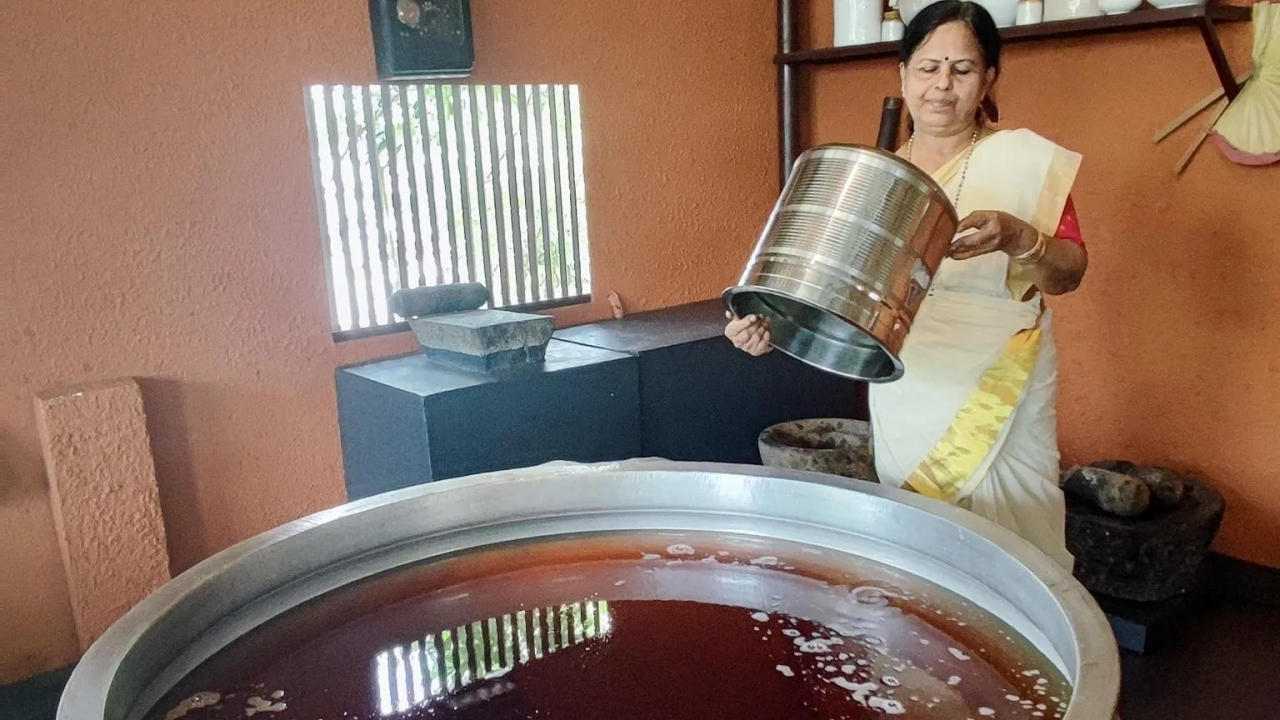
[778,0,798,188]
[877,97,904,151]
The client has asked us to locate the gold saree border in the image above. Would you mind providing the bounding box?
[905,326,1043,502]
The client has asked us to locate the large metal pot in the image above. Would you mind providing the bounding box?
[60,461,1118,720]
[724,144,956,382]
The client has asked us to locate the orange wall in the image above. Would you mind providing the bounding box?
[801,9,1280,565]
[0,1,776,682]
[5,0,1276,687]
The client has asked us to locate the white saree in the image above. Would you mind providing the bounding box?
[869,129,1081,569]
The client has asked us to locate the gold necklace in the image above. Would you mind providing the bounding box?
[906,127,980,208]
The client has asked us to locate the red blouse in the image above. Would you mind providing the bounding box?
[1056,196,1085,248]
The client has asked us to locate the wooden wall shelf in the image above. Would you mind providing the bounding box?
[777,4,1250,65]
[773,1,1253,185]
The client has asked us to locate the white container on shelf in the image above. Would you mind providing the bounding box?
[1043,0,1102,21]
[1016,0,1044,24]
[901,0,1017,27]
[882,9,905,41]
[1098,0,1141,14]
[900,0,931,24]
[1147,0,1206,8]
[979,0,1021,26]
[835,0,888,46]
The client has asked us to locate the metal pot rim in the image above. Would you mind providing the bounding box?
[721,284,906,382]
[60,460,1118,720]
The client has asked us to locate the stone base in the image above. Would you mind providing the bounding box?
[758,418,876,481]
[1066,473,1224,602]
[409,310,554,371]
[423,344,549,374]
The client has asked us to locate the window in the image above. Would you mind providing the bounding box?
[304,84,591,336]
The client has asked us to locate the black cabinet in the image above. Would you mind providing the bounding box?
[337,339,640,500]
[555,300,867,464]
[335,300,867,500]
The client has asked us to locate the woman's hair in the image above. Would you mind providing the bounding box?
[899,1,1002,123]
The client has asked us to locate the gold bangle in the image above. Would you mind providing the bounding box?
[1011,232,1046,264]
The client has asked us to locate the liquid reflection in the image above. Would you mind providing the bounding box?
[143,531,1072,720]
[374,599,611,715]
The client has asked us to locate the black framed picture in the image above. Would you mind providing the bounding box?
[368,0,474,80]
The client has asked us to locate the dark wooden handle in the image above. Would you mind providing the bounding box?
[876,97,903,151]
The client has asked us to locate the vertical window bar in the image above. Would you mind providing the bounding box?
[378,85,411,296]
[501,85,527,303]
[424,633,444,697]
[392,645,411,713]
[502,613,516,669]
[571,601,585,644]
[532,607,544,659]
[546,86,570,298]
[413,85,445,285]
[545,605,557,652]
[323,87,361,326]
[515,610,530,664]
[432,84,462,284]
[530,85,556,299]
[570,86,591,292]
[516,85,542,302]
[375,651,393,716]
[429,88,459,284]
[470,620,488,678]
[563,86,585,296]
[598,600,612,635]
[343,86,380,322]
[484,86,512,304]
[466,85,494,295]
[559,603,571,648]
[450,85,478,285]
[397,85,427,288]
[407,640,427,705]
[337,89,373,326]
[440,629,457,691]
[359,87,395,304]
[456,624,472,686]
[486,616,502,672]
[584,600,598,639]
[389,88,422,292]
[303,89,340,329]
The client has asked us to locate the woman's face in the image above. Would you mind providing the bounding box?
[900,21,996,138]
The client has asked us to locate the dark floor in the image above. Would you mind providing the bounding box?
[5,600,1279,720]
[1,665,71,720]
[1119,600,1280,720]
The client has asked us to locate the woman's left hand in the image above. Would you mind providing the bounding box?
[950,210,1039,261]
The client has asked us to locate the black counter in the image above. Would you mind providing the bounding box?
[336,300,866,500]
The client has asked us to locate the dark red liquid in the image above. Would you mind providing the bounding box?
[148,532,1071,720]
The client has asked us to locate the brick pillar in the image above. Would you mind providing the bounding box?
[34,378,170,651]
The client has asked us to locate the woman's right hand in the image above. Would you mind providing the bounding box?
[724,312,772,356]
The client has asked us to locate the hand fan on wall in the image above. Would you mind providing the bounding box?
[1153,2,1278,174]
[1211,1,1280,165]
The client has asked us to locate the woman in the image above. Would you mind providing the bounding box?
[725,1,1086,569]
